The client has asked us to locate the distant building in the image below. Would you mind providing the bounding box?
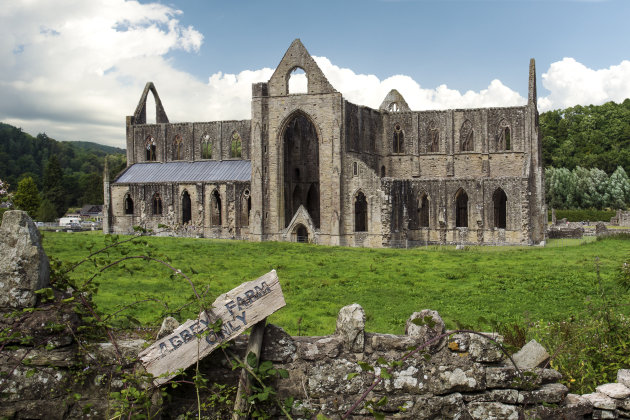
[104,40,545,246]
[80,204,103,221]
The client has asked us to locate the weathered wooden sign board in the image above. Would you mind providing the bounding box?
[139,270,285,386]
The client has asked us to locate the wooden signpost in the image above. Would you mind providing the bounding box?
[139,270,285,386]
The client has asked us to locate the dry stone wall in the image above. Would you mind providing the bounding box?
[2,211,630,419]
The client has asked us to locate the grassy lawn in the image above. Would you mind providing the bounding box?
[41,232,630,336]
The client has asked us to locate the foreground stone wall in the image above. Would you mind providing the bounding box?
[2,211,630,419]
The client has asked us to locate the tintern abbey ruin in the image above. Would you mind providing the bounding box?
[103,40,546,247]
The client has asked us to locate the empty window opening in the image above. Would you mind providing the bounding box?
[381,165,386,177]
[497,120,512,151]
[230,131,242,158]
[493,188,507,229]
[241,190,251,227]
[455,189,468,228]
[460,120,474,152]
[152,192,162,215]
[393,124,404,153]
[145,92,156,124]
[353,162,358,176]
[182,191,191,224]
[355,192,368,232]
[174,134,184,160]
[294,167,300,180]
[295,224,308,243]
[292,185,302,215]
[124,194,134,215]
[418,194,429,227]
[201,133,212,159]
[210,190,222,226]
[288,67,307,94]
[388,102,400,112]
[145,136,157,161]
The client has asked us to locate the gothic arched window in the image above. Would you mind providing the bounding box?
[497,120,511,151]
[152,192,162,215]
[355,192,368,232]
[173,134,183,160]
[124,194,133,215]
[145,136,156,161]
[201,133,212,159]
[428,121,440,153]
[393,124,404,154]
[230,132,242,158]
[460,120,474,152]
[455,189,468,228]
[493,188,507,229]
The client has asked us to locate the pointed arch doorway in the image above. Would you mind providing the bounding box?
[283,112,320,228]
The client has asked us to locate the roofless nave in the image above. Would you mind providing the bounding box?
[104,39,546,247]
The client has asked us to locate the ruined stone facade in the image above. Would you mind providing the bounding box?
[104,40,546,246]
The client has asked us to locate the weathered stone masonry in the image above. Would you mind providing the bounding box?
[104,39,546,246]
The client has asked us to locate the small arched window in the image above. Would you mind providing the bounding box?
[388,102,400,113]
[455,189,468,228]
[355,192,368,232]
[428,121,439,153]
[493,188,507,229]
[201,133,212,159]
[393,124,404,154]
[145,136,156,161]
[381,165,386,177]
[230,132,242,158]
[124,194,134,215]
[210,190,222,226]
[497,120,511,151]
[152,192,162,216]
[418,193,429,227]
[173,134,183,160]
[182,190,191,224]
[460,120,474,152]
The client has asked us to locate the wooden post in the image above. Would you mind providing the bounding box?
[232,319,267,420]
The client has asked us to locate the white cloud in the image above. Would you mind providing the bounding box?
[537,58,630,111]
[1,0,629,148]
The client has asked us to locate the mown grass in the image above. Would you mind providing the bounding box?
[41,232,630,337]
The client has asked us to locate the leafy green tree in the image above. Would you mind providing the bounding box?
[607,166,630,209]
[13,176,41,217]
[37,199,57,222]
[43,155,66,217]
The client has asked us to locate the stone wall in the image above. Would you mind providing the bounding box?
[3,211,629,419]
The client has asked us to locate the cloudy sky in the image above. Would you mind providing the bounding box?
[1,0,629,147]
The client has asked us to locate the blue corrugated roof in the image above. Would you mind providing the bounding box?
[114,160,251,183]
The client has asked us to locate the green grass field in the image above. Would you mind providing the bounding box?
[41,232,630,336]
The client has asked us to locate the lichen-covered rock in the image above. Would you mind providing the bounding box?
[428,365,485,394]
[157,316,179,339]
[463,389,519,404]
[297,336,341,360]
[618,369,630,388]
[335,303,365,353]
[596,382,630,400]
[413,393,468,420]
[0,211,50,309]
[510,339,549,369]
[467,401,519,420]
[563,394,595,417]
[583,392,618,410]
[468,333,504,363]
[405,309,445,352]
[307,358,367,397]
[520,383,569,404]
[261,323,296,362]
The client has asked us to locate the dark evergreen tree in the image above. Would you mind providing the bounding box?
[43,155,66,217]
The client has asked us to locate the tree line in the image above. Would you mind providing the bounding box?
[540,99,630,209]
[0,123,126,220]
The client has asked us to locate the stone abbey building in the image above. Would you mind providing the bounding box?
[104,40,546,247]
